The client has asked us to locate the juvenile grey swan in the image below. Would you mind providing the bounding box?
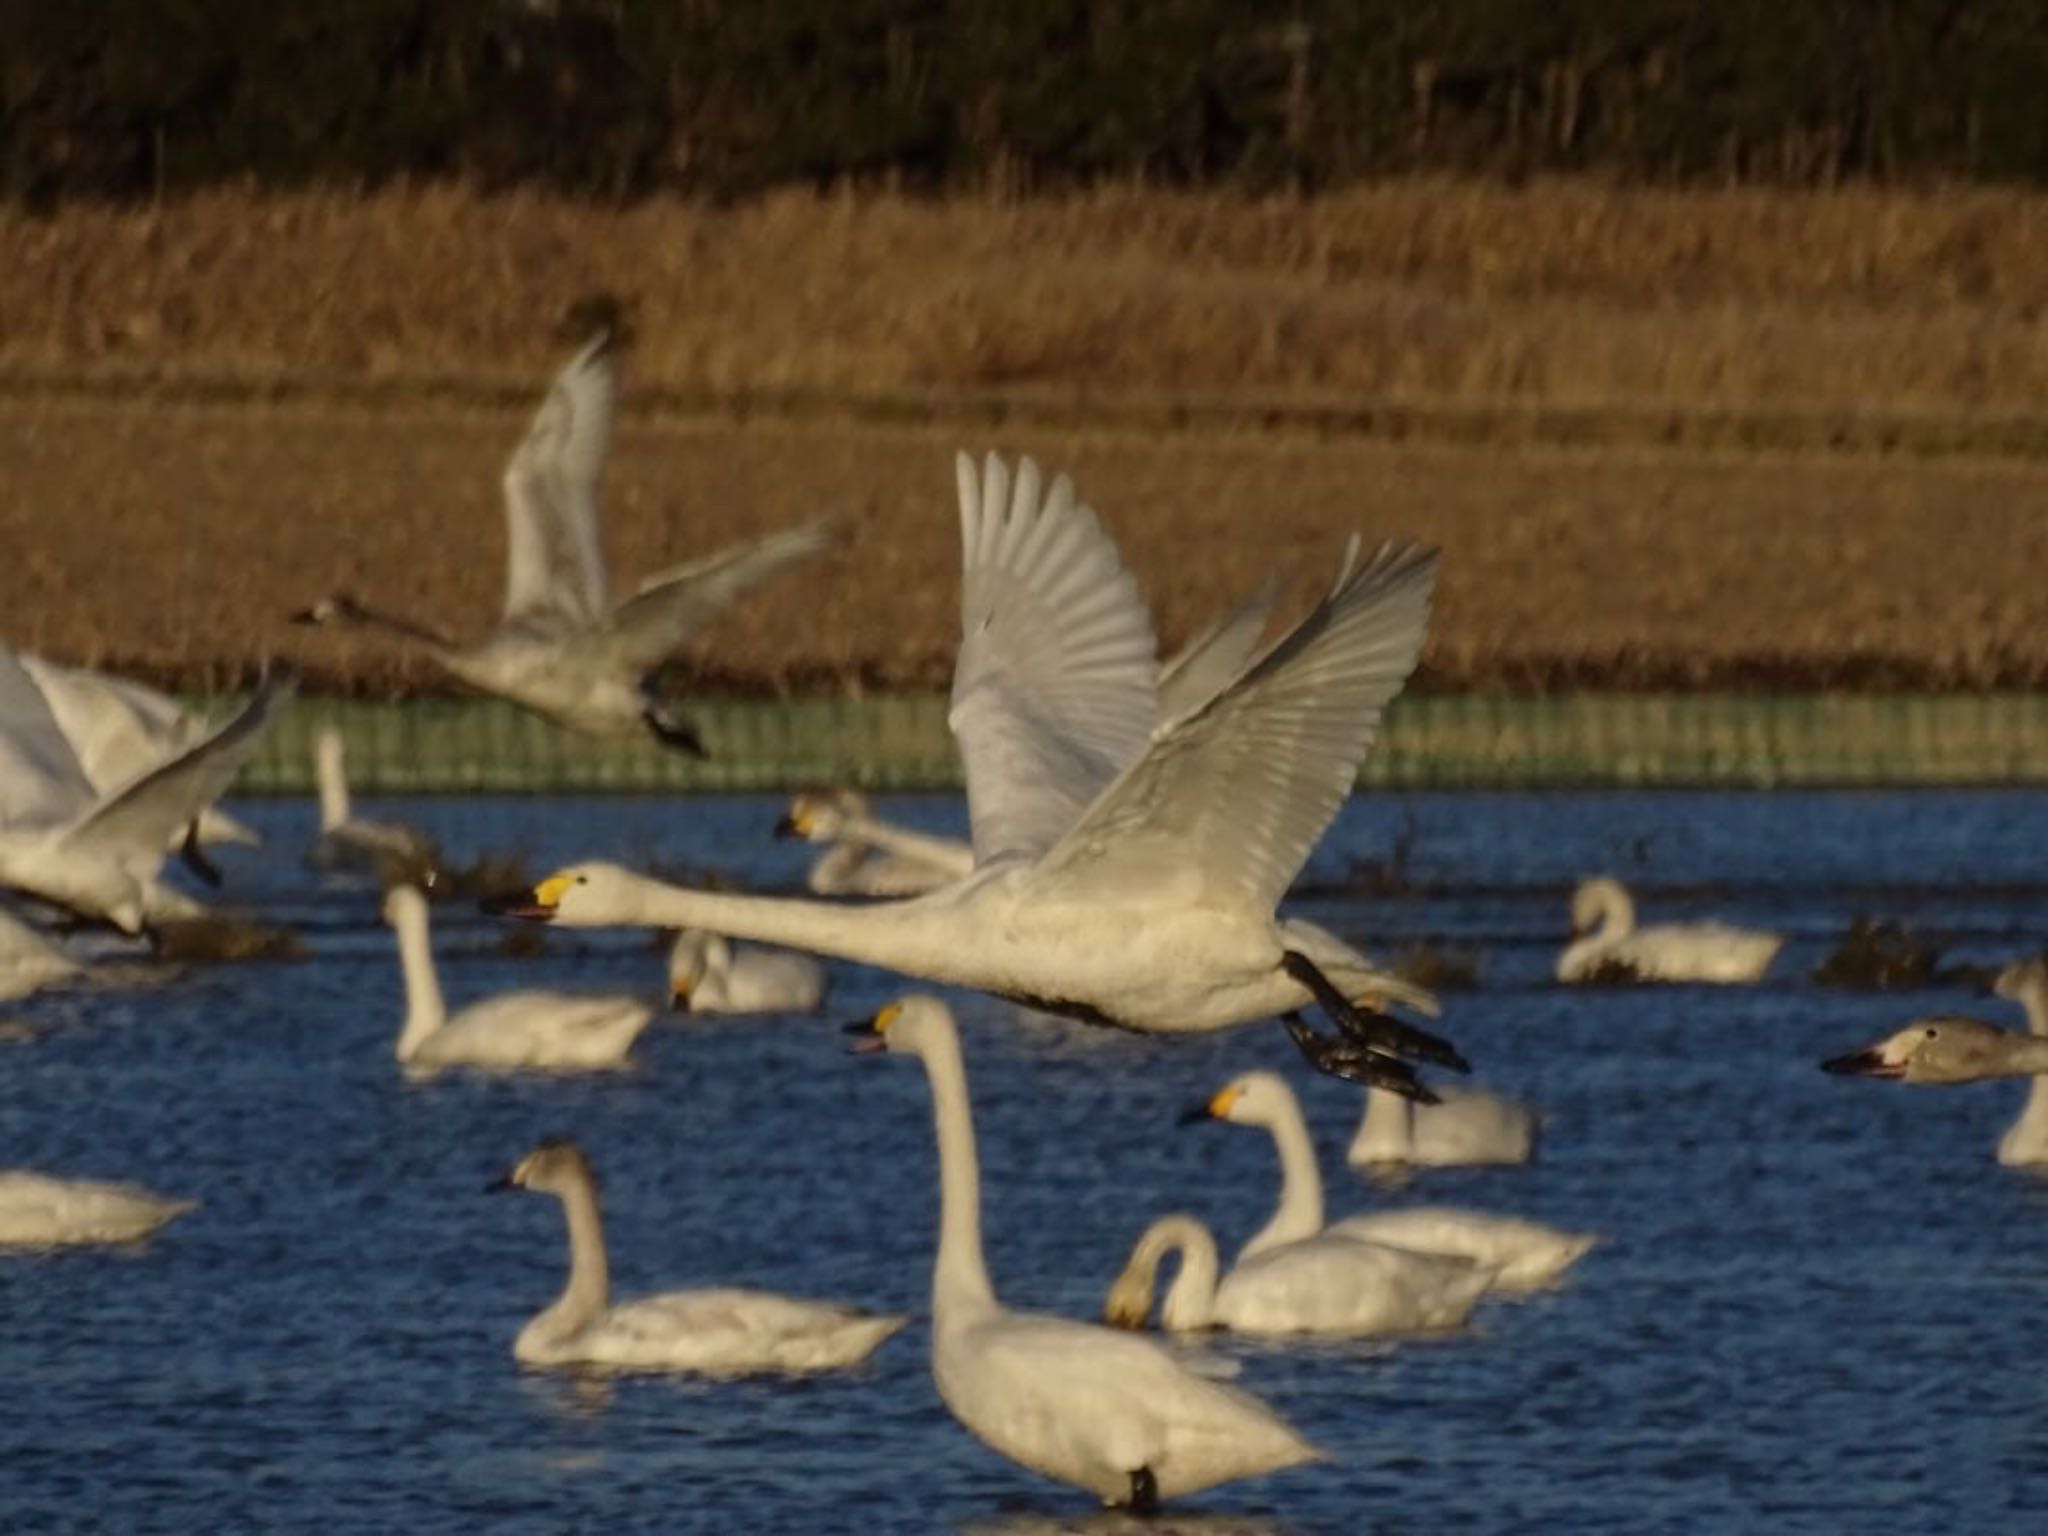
[292,327,829,753]
[490,1138,903,1373]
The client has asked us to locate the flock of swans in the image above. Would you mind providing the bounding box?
[5,327,2042,1514]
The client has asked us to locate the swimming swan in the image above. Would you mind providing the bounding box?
[306,726,439,883]
[0,1170,194,1245]
[490,1138,902,1372]
[0,654,292,933]
[292,327,828,752]
[1104,1211,1488,1338]
[385,885,651,1069]
[0,905,80,1000]
[1189,1072,1597,1293]
[1557,876,1782,985]
[668,928,826,1014]
[19,655,260,851]
[1348,1080,1540,1170]
[492,452,1461,1092]
[849,995,1321,1511]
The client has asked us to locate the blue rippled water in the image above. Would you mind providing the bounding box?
[4,790,2046,1534]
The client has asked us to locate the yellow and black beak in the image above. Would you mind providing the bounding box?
[481,873,571,922]
[773,809,813,840]
[670,980,691,1011]
[1177,1084,1241,1126]
[843,1000,903,1055]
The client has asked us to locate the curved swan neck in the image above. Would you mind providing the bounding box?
[1594,883,1634,940]
[547,1171,611,1329]
[912,1026,997,1318]
[315,733,350,832]
[1148,1217,1221,1330]
[1245,1095,1324,1256]
[391,899,446,1057]
[843,814,974,877]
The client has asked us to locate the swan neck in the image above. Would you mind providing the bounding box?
[552,1173,610,1327]
[1598,884,1635,940]
[1360,1084,1413,1154]
[2004,1035,2048,1075]
[845,814,974,877]
[1153,1218,1220,1330]
[2016,976,2048,1037]
[315,737,349,831]
[915,1027,997,1318]
[1247,1098,1324,1255]
[605,881,954,977]
[392,902,446,1057]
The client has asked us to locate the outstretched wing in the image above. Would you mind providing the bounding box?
[949,453,1158,867]
[501,330,616,630]
[62,674,296,869]
[0,648,98,826]
[1155,571,1284,724]
[1029,540,1437,915]
[603,522,833,675]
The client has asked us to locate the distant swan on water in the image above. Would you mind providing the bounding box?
[1348,1079,1540,1170]
[847,995,1321,1512]
[292,322,828,752]
[490,1138,903,1373]
[0,1171,194,1245]
[1557,876,1782,985]
[667,928,826,1014]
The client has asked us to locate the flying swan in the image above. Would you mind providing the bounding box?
[490,1137,903,1372]
[491,452,1460,1092]
[848,995,1321,1511]
[293,325,829,752]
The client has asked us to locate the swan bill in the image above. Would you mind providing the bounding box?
[480,873,573,921]
[841,1001,903,1054]
[772,813,804,839]
[1820,1048,1902,1079]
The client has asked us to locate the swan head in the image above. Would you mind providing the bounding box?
[843,993,955,1057]
[1995,956,2047,1003]
[381,883,429,927]
[1178,1069,1296,1130]
[667,929,728,1008]
[774,790,868,843]
[1821,1017,2032,1085]
[488,1137,596,1198]
[1570,877,1631,937]
[481,862,650,925]
[1103,1265,1157,1330]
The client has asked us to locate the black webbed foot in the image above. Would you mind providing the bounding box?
[642,705,709,758]
[1121,1466,1160,1515]
[1284,1014,1443,1102]
[1281,949,1469,1073]
[179,824,223,888]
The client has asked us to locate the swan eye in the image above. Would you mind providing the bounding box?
[1923,1027,1939,1040]
[575,876,588,886]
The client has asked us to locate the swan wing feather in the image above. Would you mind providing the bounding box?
[501,331,616,630]
[603,522,833,673]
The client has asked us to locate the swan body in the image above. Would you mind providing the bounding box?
[385,885,650,1069]
[0,905,79,1000]
[0,1171,194,1245]
[1558,877,1781,984]
[19,656,260,850]
[668,928,826,1014]
[292,327,827,750]
[306,727,439,882]
[851,995,1320,1510]
[1348,1081,1539,1170]
[493,1139,902,1373]
[1996,958,2048,1165]
[1106,1213,1488,1337]
[1191,1071,1597,1294]
[0,653,292,932]
[496,452,1461,1093]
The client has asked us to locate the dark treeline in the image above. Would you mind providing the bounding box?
[5,1,2047,205]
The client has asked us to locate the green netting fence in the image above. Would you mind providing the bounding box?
[223,693,2048,794]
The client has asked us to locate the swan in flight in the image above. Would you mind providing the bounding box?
[305,726,439,883]
[848,995,1321,1511]
[292,326,829,752]
[19,655,261,852]
[1348,1080,1540,1170]
[0,905,79,1000]
[385,885,651,1070]
[668,928,826,1014]
[490,1138,903,1372]
[492,452,1461,1091]
[0,1170,194,1245]
[1187,1072,1597,1293]
[1557,877,1782,985]
[0,655,293,932]
[1104,1211,1489,1338]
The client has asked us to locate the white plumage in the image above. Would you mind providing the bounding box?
[1557,876,1782,984]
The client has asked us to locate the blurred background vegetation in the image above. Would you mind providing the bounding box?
[6,1,2048,207]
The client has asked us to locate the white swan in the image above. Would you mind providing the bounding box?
[292,326,828,752]
[385,885,651,1070]
[0,1170,194,1245]
[1557,877,1782,984]
[1348,1080,1539,1170]
[490,1138,903,1372]
[1189,1072,1597,1293]
[0,653,292,932]
[667,928,826,1014]
[19,655,260,851]
[305,726,439,882]
[493,451,1459,1091]
[0,905,79,1000]
[1995,958,2048,1165]
[850,995,1321,1511]
[1104,1211,1488,1338]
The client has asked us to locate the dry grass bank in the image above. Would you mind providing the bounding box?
[7,182,2048,419]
